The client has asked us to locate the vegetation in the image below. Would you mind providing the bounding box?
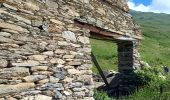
[90,38,118,73]
[131,10,170,67]
[91,11,170,99]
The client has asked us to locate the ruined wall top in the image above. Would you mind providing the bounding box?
[2,0,141,40]
[104,0,129,12]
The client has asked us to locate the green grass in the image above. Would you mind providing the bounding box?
[90,39,118,73]
[132,10,170,67]
[92,11,170,99]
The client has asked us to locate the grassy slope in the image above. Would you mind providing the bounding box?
[91,11,170,73]
[131,11,170,67]
[90,39,118,73]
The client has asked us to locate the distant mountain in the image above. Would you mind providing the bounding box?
[131,10,170,67]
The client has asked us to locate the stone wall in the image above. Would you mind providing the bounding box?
[0,0,142,100]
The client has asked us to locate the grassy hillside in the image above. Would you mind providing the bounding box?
[90,39,118,73]
[131,10,170,67]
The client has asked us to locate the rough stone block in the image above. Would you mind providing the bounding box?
[12,60,40,67]
[62,31,77,42]
[0,83,35,96]
[0,67,30,78]
[0,21,29,33]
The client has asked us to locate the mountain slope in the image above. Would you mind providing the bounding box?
[131,10,170,67]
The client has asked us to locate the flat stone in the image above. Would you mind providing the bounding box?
[55,49,66,54]
[0,59,8,68]
[77,36,90,44]
[0,79,8,84]
[19,9,34,15]
[12,60,40,67]
[50,58,65,64]
[63,78,74,83]
[0,32,11,37]
[23,75,47,82]
[49,76,59,83]
[69,82,83,88]
[25,2,40,11]
[58,41,69,46]
[73,87,86,92]
[37,79,49,84]
[96,8,106,15]
[0,21,29,33]
[68,61,81,66]
[74,91,85,97]
[0,83,35,96]
[0,9,31,25]
[2,3,18,11]
[83,97,95,100]
[49,58,57,64]
[63,91,71,96]
[41,83,64,90]
[21,96,34,100]
[62,31,77,42]
[63,55,74,59]
[57,64,64,68]
[50,19,64,25]
[1,29,19,34]
[70,43,81,48]
[0,36,14,43]
[0,67,30,78]
[68,69,81,75]
[6,97,17,100]
[31,20,43,27]
[20,90,41,96]
[34,95,52,100]
[22,95,52,100]
[31,66,48,72]
[43,51,54,56]
[31,55,48,61]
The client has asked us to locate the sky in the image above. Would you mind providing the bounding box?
[128,0,170,14]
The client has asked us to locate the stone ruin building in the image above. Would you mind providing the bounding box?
[0,0,142,100]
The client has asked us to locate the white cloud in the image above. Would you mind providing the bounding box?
[128,0,170,14]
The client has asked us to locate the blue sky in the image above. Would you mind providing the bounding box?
[132,0,152,6]
[128,0,170,14]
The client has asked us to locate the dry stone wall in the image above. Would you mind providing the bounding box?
[0,0,142,100]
